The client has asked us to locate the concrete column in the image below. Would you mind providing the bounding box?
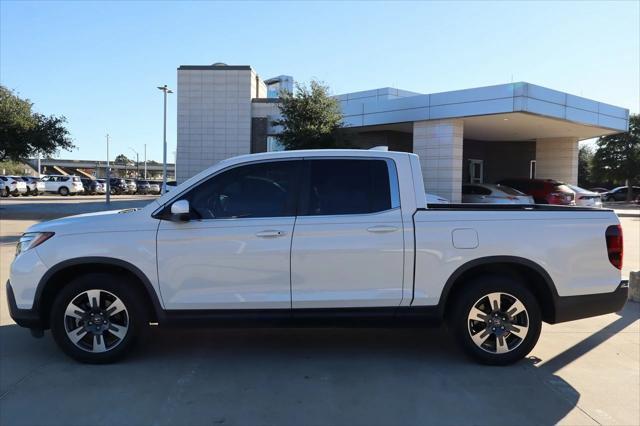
[413,119,464,203]
[535,137,579,185]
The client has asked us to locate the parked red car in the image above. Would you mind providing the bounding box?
[496,178,575,205]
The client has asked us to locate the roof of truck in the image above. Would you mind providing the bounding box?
[220,149,414,164]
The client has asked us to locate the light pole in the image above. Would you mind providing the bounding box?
[129,147,139,178]
[157,84,173,192]
[144,143,147,179]
[106,134,111,204]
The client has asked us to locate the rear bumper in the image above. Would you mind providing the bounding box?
[552,280,629,323]
[6,280,43,330]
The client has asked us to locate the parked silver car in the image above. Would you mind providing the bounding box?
[462,183,533,204]
[125,179,137,194]
[567,185,602,208]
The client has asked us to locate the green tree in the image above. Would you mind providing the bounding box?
[273,81,345,150]
[0,86,74,161]
[592,113,640,201]
[577,144,594,187]
[115,154,132,164]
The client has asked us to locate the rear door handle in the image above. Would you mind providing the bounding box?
[256,230,287,238]
[367,225,399,233]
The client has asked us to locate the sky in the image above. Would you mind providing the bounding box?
[1,0,639,162]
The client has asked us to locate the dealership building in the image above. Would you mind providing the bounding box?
[176,64,629,202]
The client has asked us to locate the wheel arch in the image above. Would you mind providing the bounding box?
[439,256,558,323]
[34,257,164,328]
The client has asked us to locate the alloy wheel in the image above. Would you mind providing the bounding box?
[467,292,529,354]
[63,289,129,353]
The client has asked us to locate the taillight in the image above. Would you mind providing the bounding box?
[605,225,623,270]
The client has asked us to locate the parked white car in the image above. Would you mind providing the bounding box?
[8,150,627,365]
[0,175,28,197]
[19,176,45,196]
[41,175,84,196]
[462,184,534,204]
[567,185,603,208]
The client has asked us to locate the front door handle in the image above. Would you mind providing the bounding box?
[256,230,287,238]
[367,225,399,233]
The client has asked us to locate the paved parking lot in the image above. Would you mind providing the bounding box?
[0,197,638,425]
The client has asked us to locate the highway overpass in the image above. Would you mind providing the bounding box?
[26,158,175,179]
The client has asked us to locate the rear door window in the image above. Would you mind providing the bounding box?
[300,159,398,216]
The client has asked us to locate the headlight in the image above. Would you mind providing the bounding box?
[16,232,54,256]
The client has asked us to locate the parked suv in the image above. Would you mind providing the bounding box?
[80,178,105,195]
[496,178,575,205]
[108,178,128,195]
[0,176,28,197]
[41,175,84,196]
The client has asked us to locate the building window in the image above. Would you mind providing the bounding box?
[267,136,285,152]
[529,160,536,179]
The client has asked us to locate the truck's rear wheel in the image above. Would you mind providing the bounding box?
[448,275,541,365]
[50,273,147,363]
[58,187,69,196]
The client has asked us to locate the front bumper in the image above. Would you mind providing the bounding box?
[552,280,629,323]
[6,280,43,330]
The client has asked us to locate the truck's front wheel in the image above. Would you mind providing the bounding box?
[50,273,147,363]
[448,275,542,365]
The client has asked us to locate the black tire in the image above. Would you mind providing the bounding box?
[1,188,8,197]
[50,273,148,364]
[58,186,69,196]
[447,274,542,366]
[11,190,20,197]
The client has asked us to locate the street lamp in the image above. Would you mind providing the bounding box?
[144,143,147,179]
[129,147,139,178]
[105,134,111,204]
[157,84,173,192]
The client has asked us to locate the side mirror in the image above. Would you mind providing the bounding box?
[170,199,190,221]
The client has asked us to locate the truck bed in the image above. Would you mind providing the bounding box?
[411,206,621,308]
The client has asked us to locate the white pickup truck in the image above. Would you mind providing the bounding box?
[7,150,627,364]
